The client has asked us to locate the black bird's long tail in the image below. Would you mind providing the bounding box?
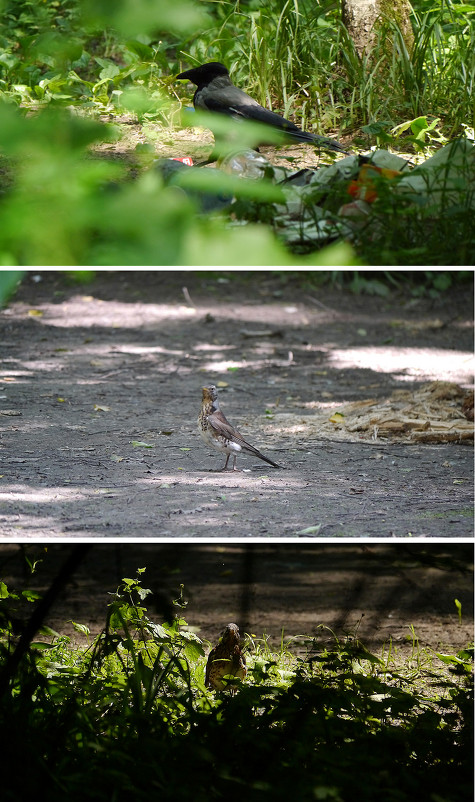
[177,62,347,156]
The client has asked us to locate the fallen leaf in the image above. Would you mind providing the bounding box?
[329,412,345,423]
[296,524,322,535]
[28,309,43,317]
[93,404,110,412]
[131,441,154,448]
[217,381,229,387]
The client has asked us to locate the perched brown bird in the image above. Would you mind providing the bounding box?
[205,623,247,691]
[198,384,280,471]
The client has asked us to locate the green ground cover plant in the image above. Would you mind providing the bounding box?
[0,0,473,265]
[0,566,473,801]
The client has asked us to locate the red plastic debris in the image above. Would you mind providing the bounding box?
[171,156,194,166]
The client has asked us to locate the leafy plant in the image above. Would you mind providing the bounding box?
[0,0,473,265]
[0,564,473,801]
[0,270,24,306]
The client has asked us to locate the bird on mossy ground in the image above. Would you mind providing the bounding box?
[198,384,281,471]
[177,61,347,155]
[205,623,247,691]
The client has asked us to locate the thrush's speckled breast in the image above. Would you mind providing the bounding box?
[198,385,280,471]
[205,623,247,691]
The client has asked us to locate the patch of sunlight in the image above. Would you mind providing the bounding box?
[200,353,292,372]
[0,485,115,503]
[0,514,62,535]
[7,300,198,328]
[200,360,246,371]
[138,473,305,488]
[329,347,474,384]
[6,299,306,329]
[114,344,184,356]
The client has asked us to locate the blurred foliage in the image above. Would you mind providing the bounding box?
[0,269,24,306]
[0,0,473,265]
[1,560,473,801]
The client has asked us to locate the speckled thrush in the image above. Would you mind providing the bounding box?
[198,384,280,471]
[205,623,247,691]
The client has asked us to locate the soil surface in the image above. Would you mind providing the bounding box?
[0,542,473,661]
[0,270,473,538]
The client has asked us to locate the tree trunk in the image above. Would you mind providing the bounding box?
[342,0,414,59]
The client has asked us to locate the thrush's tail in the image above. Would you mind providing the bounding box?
[242,443,281,468]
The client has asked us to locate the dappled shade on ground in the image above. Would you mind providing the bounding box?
[0,271,473,536]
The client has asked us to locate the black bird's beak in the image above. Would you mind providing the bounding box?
[176,68,193,81]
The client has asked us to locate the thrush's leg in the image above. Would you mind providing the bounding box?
[222,454,231,471]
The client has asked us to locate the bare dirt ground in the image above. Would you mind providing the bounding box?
[0,542,473,661]
[0,270,473,537]
[94,114,344,171]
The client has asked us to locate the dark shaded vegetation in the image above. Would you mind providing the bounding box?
[1,547,473,801]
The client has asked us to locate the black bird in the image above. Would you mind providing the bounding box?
[177,61,347,154]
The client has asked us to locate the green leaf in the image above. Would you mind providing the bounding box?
[183,641,205,661]
[296,524,322,535]
[0,271,25,307]
[361,121,392,135]
[433,273,452,291]
[125,40,155,59]
[436,652,469,666]
[99,64,121,80]
[72,622,91,636]
[147,622,172,640]
[21,590,42,602]
[80,0,210,37]
[174,161,286,204]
